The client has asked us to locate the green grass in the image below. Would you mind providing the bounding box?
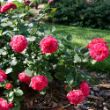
[50,24,110,73]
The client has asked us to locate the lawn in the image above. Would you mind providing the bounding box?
[54,24,110,46]
[50,24,110,73]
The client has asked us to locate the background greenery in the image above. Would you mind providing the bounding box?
[48,0,110,29]
[46,23,110,73]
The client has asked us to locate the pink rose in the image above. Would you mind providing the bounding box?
[40,35,58,54]
[0,2,17,13]
[0,69,7,82]
[30,75,48,91]
[80,81,90,97]
[10,35,28,53]
[18,72,31,84]
[0,98,9,110]
[67,90,85,105]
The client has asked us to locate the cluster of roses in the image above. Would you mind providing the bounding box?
[87,38,109,62]
[0,35,58,110]
[67,81,90,105]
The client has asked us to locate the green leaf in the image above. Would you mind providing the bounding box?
[66,73,74,85]
[6,68,13,74]
[91,60,97,64]
[74,54,81,63]
[14,88,24,96]
[25,69,33,77]
[13,1,24,8]
[8,91,14,102]
[40,90,46,95]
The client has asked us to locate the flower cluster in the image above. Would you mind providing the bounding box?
[0,34,58,109]
[0,2,17,13]
[67,81,90,105]
[18,72,48,91]
[9,35,58,91]
[87,38,109,62]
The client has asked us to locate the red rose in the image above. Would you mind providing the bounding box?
[0,98,9,110]
[10,35,28,53]
[89,43,109,61]
[18,72,31,84]
[40,35,58,54]
[8,102,14,109]
[80,81,90,97]
[5,83,13,90]
[87,38,109,62]
[30,75,48,91]
[87,38,107,49]
[0,2,17,13]
[0,69,7,82]
[67,90,85,105]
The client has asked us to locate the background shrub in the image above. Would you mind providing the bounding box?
[48,0,110,29]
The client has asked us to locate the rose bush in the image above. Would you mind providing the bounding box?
[0,0,110,109]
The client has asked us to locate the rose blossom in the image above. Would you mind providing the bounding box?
[0,69,7,82]
[40,35,58,54]
[18,72,31,84]
[87,38,107,49]
[80,81,90,97]
[87,38,109,61]
[5,83,13,90]
[10,35,28,53]
[67,90,85,105]
[8,102,14,109]
[30,75,48,91]
[0,2,17,13]
[89,43,109,61]
[0,98,9,110]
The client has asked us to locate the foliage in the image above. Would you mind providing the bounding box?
[0,0,109,109]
